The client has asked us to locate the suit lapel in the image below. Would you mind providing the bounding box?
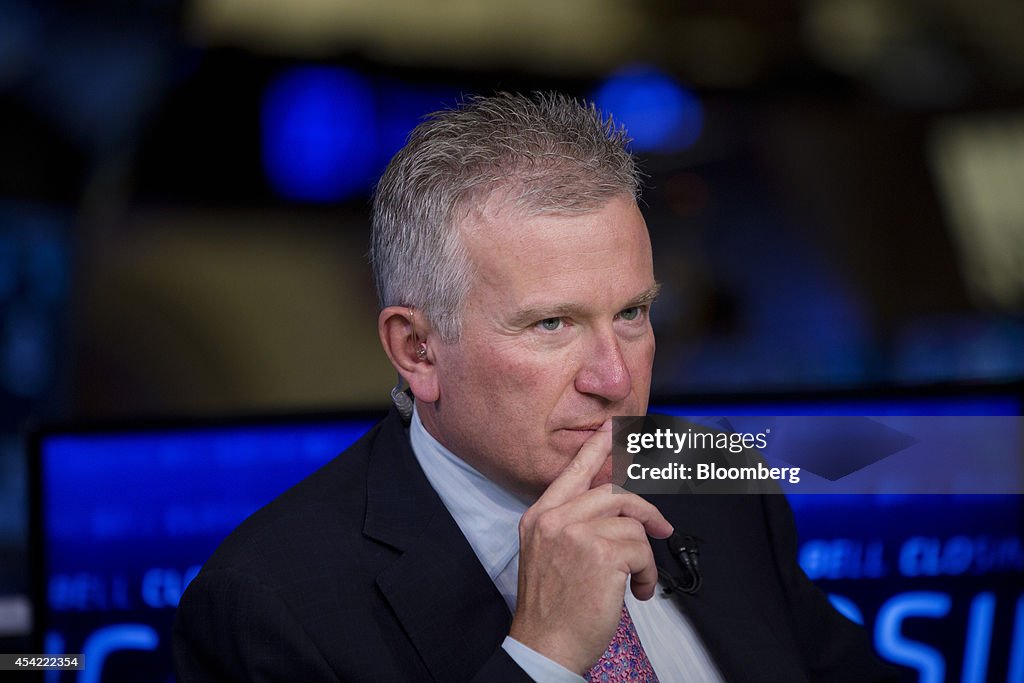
[648,495,731,653]
[363,411,512,682]
[648,494,809,682]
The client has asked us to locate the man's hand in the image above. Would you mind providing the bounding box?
[508,420,674,675]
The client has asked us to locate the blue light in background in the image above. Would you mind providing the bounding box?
[962,593,996,683]
[375,85,459,167]
[827,595,864,625]
[0,207,70,402]
[43,422,377,543]
[1010,597,1024,683]
[875,592,950,683]
[653,395,1021,417]
[592,66,703,153]
[262,67,377,202]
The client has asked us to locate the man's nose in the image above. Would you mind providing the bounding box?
[574,330,632,402]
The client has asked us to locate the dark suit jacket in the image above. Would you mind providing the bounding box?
[174,407,903,682]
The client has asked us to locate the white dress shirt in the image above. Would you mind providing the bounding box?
[410,406,725,682]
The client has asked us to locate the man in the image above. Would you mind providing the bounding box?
[175,92,899,681]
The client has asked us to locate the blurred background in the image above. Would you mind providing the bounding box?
[2,0,1023,680]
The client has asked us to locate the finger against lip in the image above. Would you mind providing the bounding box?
[536,419,612,506]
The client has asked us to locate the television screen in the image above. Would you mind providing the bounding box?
[657,387,1024,683]
[30,413,382,683]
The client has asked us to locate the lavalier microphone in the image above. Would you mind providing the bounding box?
[659,532,702,595]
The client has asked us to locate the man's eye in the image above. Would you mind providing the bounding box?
[619,306,644,321]
[537,318,563,331]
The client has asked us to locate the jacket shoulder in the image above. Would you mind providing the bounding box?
[199,415,392,578]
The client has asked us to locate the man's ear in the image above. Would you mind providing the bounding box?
[378,306,440,403]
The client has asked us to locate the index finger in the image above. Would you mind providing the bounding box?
[535,419,613,509]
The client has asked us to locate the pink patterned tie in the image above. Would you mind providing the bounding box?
[585,605,659,682]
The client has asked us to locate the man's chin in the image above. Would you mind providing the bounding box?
[552,427,598,455]
[548,430,617,488]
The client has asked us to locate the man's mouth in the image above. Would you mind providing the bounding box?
[562,423,605,432]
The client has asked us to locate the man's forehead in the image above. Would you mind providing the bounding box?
[454,194,655,308]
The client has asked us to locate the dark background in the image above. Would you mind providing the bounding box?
[2,0,1023,675]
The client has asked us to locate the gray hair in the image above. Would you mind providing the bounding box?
[370,91,640,342]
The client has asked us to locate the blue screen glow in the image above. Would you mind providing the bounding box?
[261,67,378,202]
[38,419,377,682]
[592,66,703,153]
[261,68,459,203]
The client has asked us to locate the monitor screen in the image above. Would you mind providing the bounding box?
[30,386,1023,682]
[656,387,1024,683]
[31,413,383,683]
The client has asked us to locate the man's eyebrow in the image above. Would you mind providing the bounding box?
[507,303,582,328]
[628,284,662,308]
[507,283,662,328]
